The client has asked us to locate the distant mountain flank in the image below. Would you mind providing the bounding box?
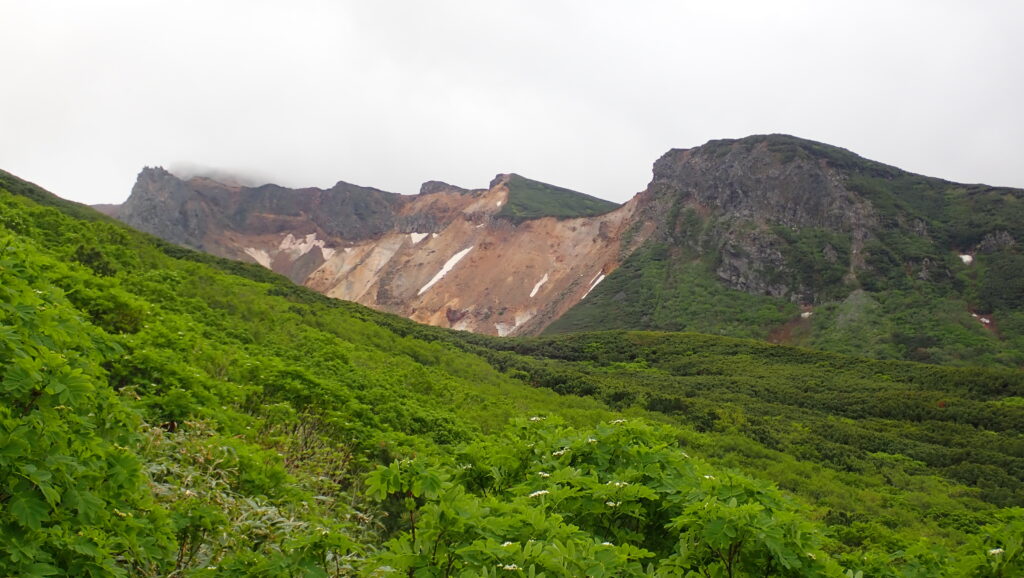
[97,135,1024,365]
[552,134,1024,365]
[100,167,633,336]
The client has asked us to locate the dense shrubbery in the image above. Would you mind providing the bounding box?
[546,244,797,339]
[2,175,1024,575]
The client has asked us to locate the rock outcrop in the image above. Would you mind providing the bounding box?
[639,135,880,303]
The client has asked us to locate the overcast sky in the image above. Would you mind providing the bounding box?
[2,1,1021,205]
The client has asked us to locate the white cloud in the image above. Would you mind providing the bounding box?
[2,1,1022,205]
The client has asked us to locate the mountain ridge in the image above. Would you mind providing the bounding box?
[105,166,634,336]
[98,134,1024,365]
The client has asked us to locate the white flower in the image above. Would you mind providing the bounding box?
[703,475,716,480]
[460,464,472,470]
[587,437,598,444]
[529,416,545,422]
[552,448,569,457]
[605,501,621,507]
[529,490,549,498]
[989,548,1005,556]
[502,541,514,547]
[606,481,628,488]
[807,553,816,560]
[681,452,690,459]
[610,419,627,425]
[601,541,614,546]
[537,471,550,478]
[501,564,521,571]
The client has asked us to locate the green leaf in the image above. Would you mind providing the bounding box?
[0,432,30,465]
[23,563,60,578]
[3,361,40,396]
[412,470,443,499]
[10,492,50,530]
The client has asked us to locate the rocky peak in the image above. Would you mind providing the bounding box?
[649,134,876,232]
[640,135,882,303]
[489,173,513,189]
[118,166,222,246]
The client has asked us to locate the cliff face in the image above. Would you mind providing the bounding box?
[639,135,881,303]
[111,168,639,336]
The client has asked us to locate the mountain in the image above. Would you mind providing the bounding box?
[102,167,630,336]
[551,135,1024,366]
[100,135,1024,366]
[3,168,1024,574]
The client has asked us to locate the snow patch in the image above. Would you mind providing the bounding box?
[432,233,439,239]
[960,254,974,265]
[409,232,428,244]
[514,310,535,327]
[800,311,813,319]
[980,317,992,325]
[418,246,474,296]
[451,318,473,332]
[495,322,516,337]
[530,273,550,298]
[279,232,331,258]
[580,273,606,300]
[243,247,273,269]
[475,223,485,228]
[343,247,353,254]
[321,248,336,260]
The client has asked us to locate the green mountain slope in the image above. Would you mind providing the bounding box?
[551,135,1024,367]
[1,171,1023,576]
[496,173,620,223]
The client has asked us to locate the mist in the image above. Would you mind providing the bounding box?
[2,1,1022,204]
[165,163,284,189]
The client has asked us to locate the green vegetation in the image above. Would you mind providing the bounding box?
[496,173,620,224]
[2,171,1024,576]
[545,244,797,339]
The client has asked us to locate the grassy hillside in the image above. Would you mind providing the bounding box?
[496,173,620,224]
[1,172,1023,576]
[545,243,800,339]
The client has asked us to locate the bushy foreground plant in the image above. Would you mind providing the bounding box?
[0,240,171,576]
[365,418,841,577]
